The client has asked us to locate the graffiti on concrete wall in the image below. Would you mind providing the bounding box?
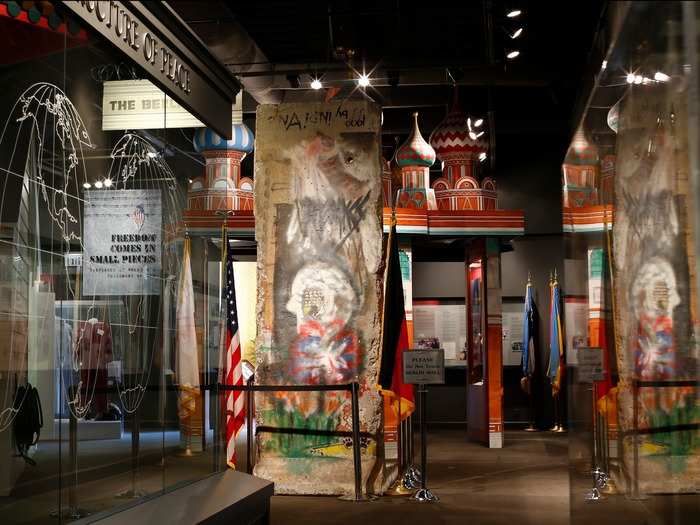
[614,75,700,490]
[254,102,383,494]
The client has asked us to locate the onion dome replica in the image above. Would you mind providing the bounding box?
[188,122,255,212]
[562,127,600,209]
[395,112,437,210]
[428,90,496,211]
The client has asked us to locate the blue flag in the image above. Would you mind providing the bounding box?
[522,282,536,377]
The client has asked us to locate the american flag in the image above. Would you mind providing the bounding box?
[223,244,244,468]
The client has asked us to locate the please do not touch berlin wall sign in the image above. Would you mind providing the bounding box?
[403,349,446,385]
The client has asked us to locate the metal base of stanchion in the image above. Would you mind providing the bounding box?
[385,476,414,496]
[175,446,201,457]
[584,487,604,502]
[50,507,90,520]
[553,426,568,433]
[338,493,377,502]
[601,478,619,495]
[115,488,147,499]
[403,468,421,489]
[412,488,439,503]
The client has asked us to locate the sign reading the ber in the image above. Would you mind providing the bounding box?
[402,349,445,385]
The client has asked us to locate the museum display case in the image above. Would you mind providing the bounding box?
[0,2,248,523]
[563,1,700,519]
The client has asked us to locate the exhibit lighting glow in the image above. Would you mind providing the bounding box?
[103,178,112,187]
[634,75,643,84]
[358,73,371,87]
[601,60,607,70]
[507,9,522,18]
[83,182,91,189]
[310,78,323,90]
[654,71,670,82]
[626,73,636,83]
[479,152,487,162]
[467,117,472,129]
[474,119,484,127]
[507,50,520,59]
[510,27,523,39]
[188,178,193,183]
[476,131,485,138]
[469,131,477,140]
[94,180,103,189]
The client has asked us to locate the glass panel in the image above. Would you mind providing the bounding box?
[564,2,700,522]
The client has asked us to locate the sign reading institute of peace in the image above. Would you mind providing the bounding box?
[403,349,446,385]
[83,190,162,296]
[102,80,204,131]
[60,1,236,138]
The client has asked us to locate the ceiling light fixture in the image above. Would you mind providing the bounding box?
[94,180,103,189]
[507,9,522,18]
[633,75,643,84]
[510,27,523,39]
[479,152,487,162]
[310,78,323,90]
[83,182,91,189]
[358,73,371,87]
[474,119,484,128]
[469,131,478,140]
[507,50,520,59]
[626,73,636,83]
[103,178,112,187]
[601,60,607,70]
[654,71,670,82]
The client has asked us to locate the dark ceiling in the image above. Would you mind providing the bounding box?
[173,0,605,168]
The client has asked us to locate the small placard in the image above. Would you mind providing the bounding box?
[577,347,606,382]
[402,349,445,385]
[64,252,83,268]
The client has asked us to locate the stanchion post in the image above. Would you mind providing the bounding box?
[412,384,438,503]
[351,381,363,500]
[69,407,78,512]
[585,383,604,501]
[246,376,254,475]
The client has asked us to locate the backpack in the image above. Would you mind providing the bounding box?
[12,383,43,466]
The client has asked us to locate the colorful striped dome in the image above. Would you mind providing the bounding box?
[430,90,488,157]
[396,112,436,168]
[193,123,254,154]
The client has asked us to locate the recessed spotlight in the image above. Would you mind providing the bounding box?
[358,73,370,87]
[601,60,607,70]
[188,179,193,184]
[474,119,484,128]
[94,180,103,189]
[310,78,323,90]
[469,132,477,140]
[626,73,636,83]
[103,178,112,187]
[507,9,522,18]
[83,182,91,189]
[507,50,520,59]
[654,71,670,82]
[510,28,523,39]
[479,152,487,162]
[633,75,643,84]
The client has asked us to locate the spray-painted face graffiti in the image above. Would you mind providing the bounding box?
[286,263,360,383]
[632,258,680,380]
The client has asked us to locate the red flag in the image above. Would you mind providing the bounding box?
[378,223,414,423]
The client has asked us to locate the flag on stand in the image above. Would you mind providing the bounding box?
[223,242,244,468]
[176,238,200,422]
[377,222,414,423]
[521,278,537,389]
[547,274,565,396]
